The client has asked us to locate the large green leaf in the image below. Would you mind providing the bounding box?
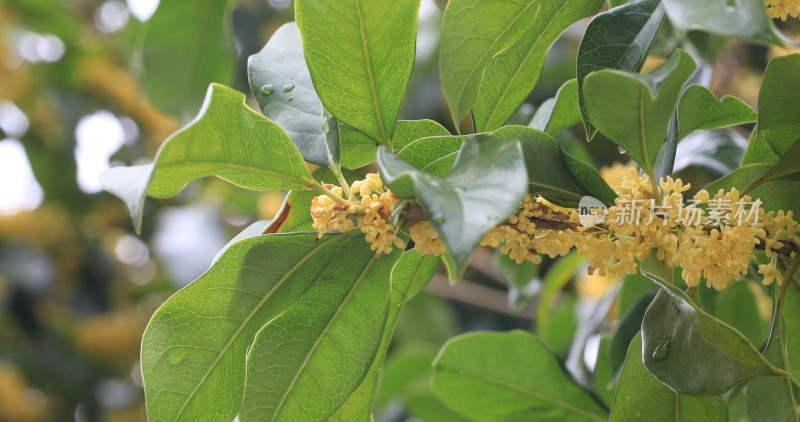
[562,153,618,207]
[431,331,608,421]
[529,79,581,136]
[141,232,358,421]
[742,130,779,166]
[248,23,337,167]
[239,238,402,421]
[295,0,419,144]
[340,119,451,169]
[639,257,784,395]
[610,334,728,421]
[577,0,665,139]
[759,54,800,156]
[662,0,785,46]
[472,0,603,132]
[677,85,757,140]
[706,161,800,215]
[330,250,440,421]
[142,0,234,118]
[396,135,465,177]
[746,323,799,422]
[536,252,583,335]
[378,135,528,278]
[439,0,540,126]
[584,50,696,175]
[100,84,315,233]
[713,281,767,347]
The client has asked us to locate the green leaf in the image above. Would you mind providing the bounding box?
[745,329,799,422]
[494,126,593,207]
[295,0,420,144]
[239,238,402,421]
[618,272,658,317]
[609,292,656,376]
[577,0,665,139]
[393,119,451,150]
[662,0,786,46]
[100,84,315,233]
[330,250,440,421]
[562,153,618,207]
[529,79,581,136]
[439,0,540,126]
[378,135,528,278]
[714,281,767,347]
[742,130,779,166]
[759,54,800,156]
[541,296,578,359]
[141,232,356,421]
[677,85,757,140]
[536,252,583,334]
[744,140,800,193]
[473,0,604,132]
[431,331,608,421]
[584,49,697,175]
[610,334,728,421]
[786,281,800,386]
[142,0,233,118]
[639,257,784,395]
[248,23,337,167]
[396,135,466,177]
[340,120,451,169]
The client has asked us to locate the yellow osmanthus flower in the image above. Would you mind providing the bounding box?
[766,0,800,20]
[310,169,799,291]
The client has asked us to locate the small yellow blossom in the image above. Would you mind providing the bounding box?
[766,0,800,20]
[409,221,447,256]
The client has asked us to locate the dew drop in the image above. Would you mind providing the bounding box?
[652,334,671,361]
[260,84,274,95]
[283,83,295,93]
[288,96,294,102]
[618,146,627,155]
[432,212,445,225]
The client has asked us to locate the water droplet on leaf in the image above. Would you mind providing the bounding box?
[260,84,274,95]
[283,84,295,93]
[618,146,627,155]
[652,334,671,361]
[288,96,294,101]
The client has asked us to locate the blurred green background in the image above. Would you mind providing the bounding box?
[0,0,797,420]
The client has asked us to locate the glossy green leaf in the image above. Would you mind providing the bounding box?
[610,334,728,421]
[439,0,540,126]
[248,23,337,167]
[494,126,594,207]
[100,84,315,233]
[562,153,618,207]
[744,140,800,192]
[759,54,800,156]
[431,331,608,421]
[378,135,527,278]
[662,0,785,46]
[541,296,578,359]
[330,250,439,421]
[677,85,757,140]
[610,292,656,376]
[142,0,233,119]
[529,79,581,136]
[239,238,402,421]
[577,0,665,139]
[141,232,358,421]
[640,257,784,395]
[396,135,466,177]
[339,120,451,169]
[584,49,697,175]
[742,130,779,166]
[295,0,419,144]
[473,0,603,132]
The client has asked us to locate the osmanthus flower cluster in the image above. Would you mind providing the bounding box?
[766,0,800,20]
[310,170,800,291]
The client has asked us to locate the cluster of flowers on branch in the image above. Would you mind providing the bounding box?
[766,0,800,20]
[309,170,799,291]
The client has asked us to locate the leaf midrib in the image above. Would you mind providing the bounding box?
[271,249,381,421]
[355,0,388,143]
[170,234,345,420]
